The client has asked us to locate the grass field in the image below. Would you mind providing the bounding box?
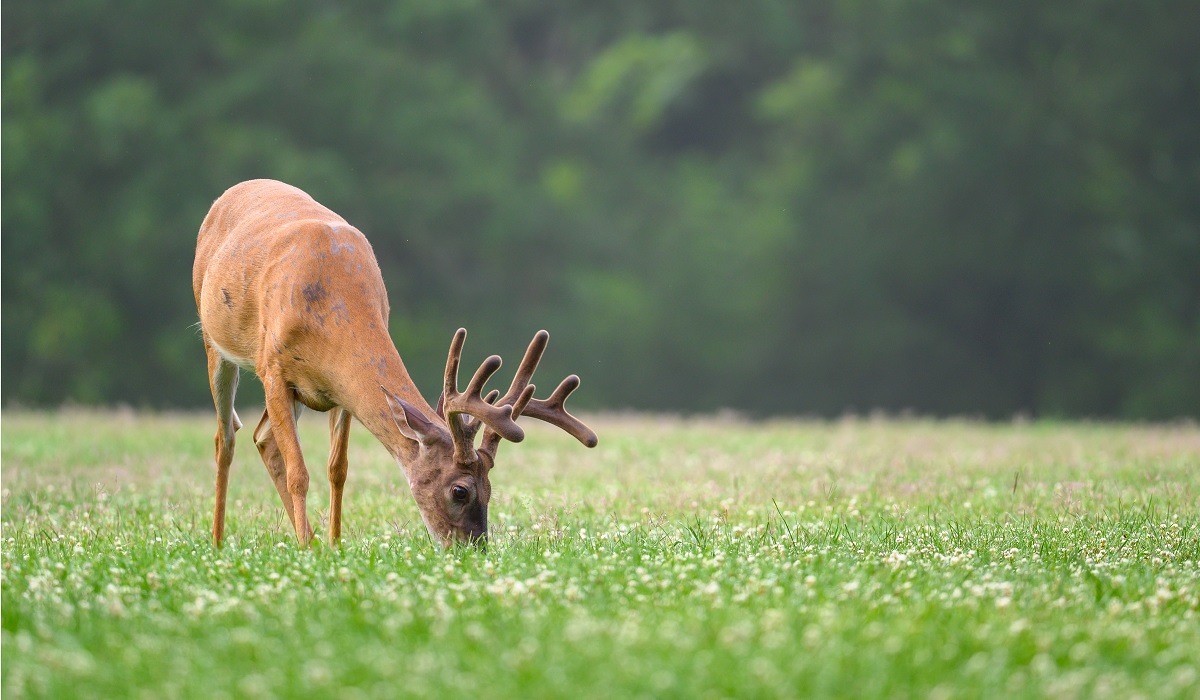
[2,410,1198,699]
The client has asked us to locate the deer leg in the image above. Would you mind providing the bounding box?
[206,343,242,548]
[252,406,314,541]
[327,407,352,544]
[261,372,313,545]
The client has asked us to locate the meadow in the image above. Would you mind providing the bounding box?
[2,410,1198,699]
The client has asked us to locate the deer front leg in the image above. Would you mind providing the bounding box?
[252,408,315,542]
[261,373,313,546]
[327,407,352,544]
[206,343,242,548]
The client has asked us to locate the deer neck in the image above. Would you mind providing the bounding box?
[332,332,438,469]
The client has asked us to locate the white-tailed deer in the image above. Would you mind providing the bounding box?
[192,179,596,547]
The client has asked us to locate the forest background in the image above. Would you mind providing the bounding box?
[4,0,1198,419]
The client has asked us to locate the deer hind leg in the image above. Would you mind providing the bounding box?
[261,372,313,545]
[327,408,352,544]
[206,343,242,548]
[253,401,314,543]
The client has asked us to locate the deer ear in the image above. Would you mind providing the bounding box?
[435,392,445,419]
[382,386,446,446]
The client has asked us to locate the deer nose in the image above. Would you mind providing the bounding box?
[444,528,486,550]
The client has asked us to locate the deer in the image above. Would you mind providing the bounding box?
[192,179,597,548]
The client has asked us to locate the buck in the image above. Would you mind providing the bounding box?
[192,179,596,547]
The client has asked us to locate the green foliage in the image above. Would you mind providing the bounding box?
[2,1,1197,417]
[3,412,1199,697]
[563,31,707,130]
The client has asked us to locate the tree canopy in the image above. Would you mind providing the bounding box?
[4,0,1198,418]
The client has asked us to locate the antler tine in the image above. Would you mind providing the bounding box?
[442,328,467,401]
[478,331,548,458]
[522,374,599,448]
[465,354,504,398]
[479,332,598,463]
[442,328,525,461]
[452,357,502,434]
[514,383,537,414]
[480,383,536,457]
[451,389,501,430]
[497,330,548,408]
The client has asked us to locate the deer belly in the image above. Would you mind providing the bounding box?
[207,337,256,371]
[294,385,338,412]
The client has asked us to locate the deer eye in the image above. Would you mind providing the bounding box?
[451,485,470,503]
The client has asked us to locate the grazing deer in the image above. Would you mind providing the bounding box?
[192,179,596,547]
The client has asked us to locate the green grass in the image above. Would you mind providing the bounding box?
[3,411,1198,699]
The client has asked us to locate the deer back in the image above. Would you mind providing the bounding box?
[193,179,399,413]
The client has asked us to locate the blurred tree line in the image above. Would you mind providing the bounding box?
[3,0,1198,418]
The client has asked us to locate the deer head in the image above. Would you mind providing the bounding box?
[382,328,597,546]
